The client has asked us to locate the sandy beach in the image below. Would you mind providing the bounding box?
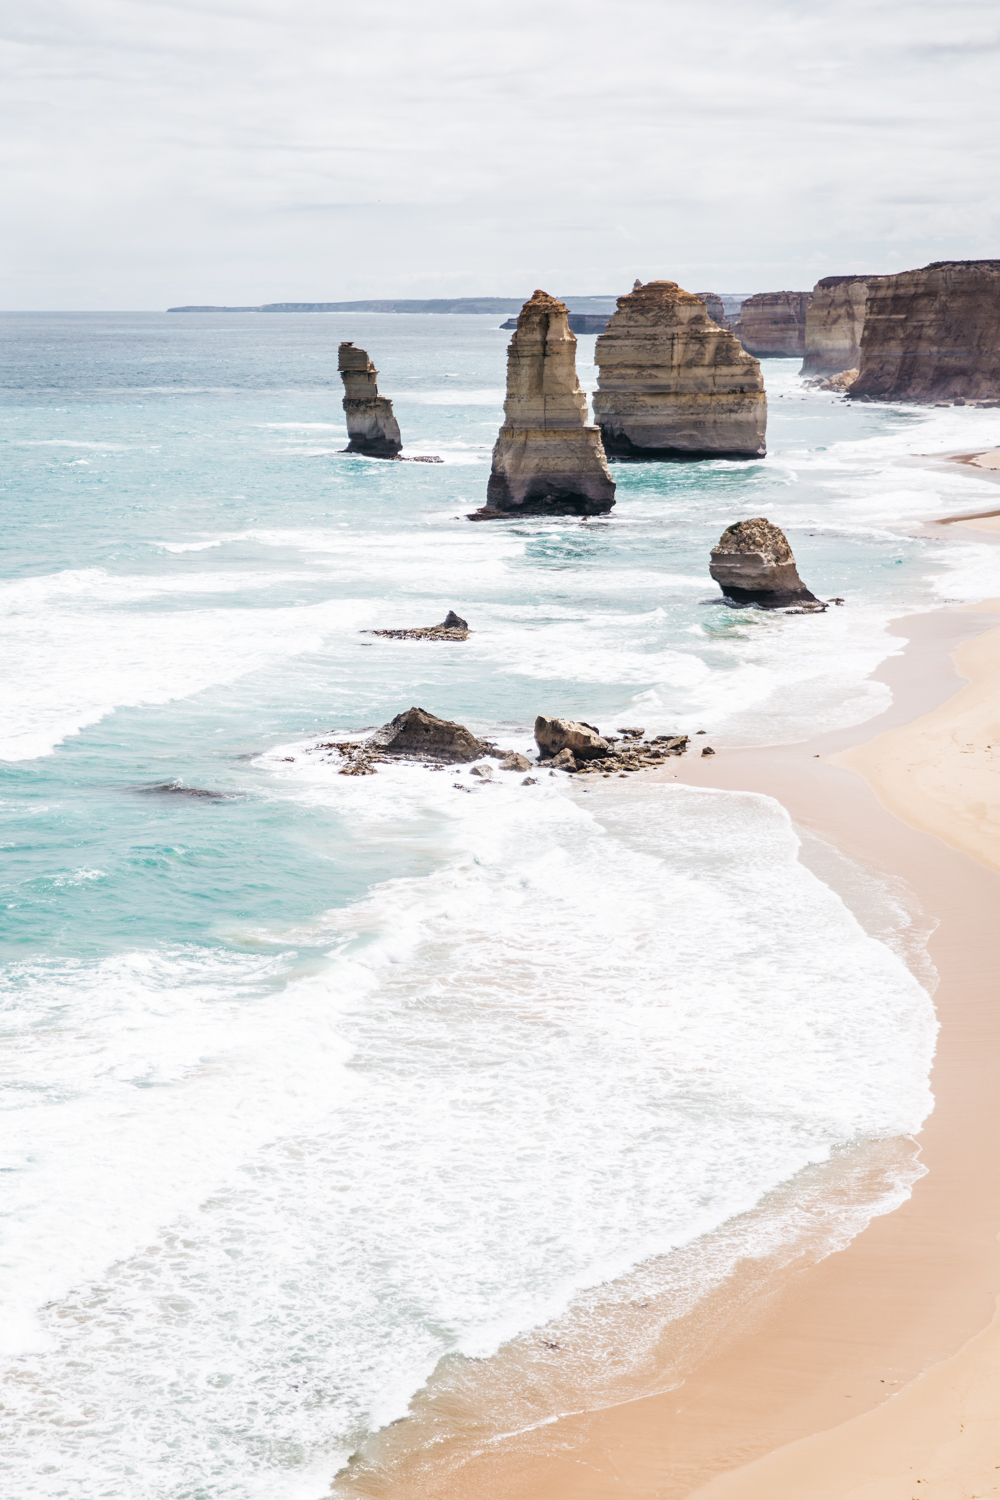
[333,589,1000,1499]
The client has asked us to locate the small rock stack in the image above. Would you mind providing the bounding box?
[338,342,403,457]
[709,518,820,608]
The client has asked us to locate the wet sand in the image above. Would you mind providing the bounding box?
[332,599,1000,1499]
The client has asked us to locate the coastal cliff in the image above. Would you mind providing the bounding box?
[593,280,766,459]
[338,343,402,457]
[851,260,1000,403]
[801,276,883,375]
[735,292,813,357]
[482,291,616,517]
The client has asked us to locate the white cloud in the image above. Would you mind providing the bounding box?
[2,0,998,306]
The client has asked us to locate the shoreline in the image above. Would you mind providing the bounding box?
[333,597,1000,1499]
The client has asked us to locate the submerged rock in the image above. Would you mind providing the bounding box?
[709,518,820,608]
[478,290,616,518]
[338,342,402,457]
[733,293,813,358]
[139,782,231,800]
[534,715,610,761]
[369,706,494,763]
[801,276,883,375]
[850,260,1000,403]
[593,280,766,459]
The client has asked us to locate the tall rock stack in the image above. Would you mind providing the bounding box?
[801,276,883,375]
[338,342,403,457]
[734,292,813,357]
[483,290,616,517]
[851,260,1000,403]
[592,280,767,459]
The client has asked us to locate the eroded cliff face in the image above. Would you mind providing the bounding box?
[734,292,812,357]
[801,276,883,375]
[593,280,766,459]
[338,342,402,456]
[484,290,616,516]
[851,260,1000,403]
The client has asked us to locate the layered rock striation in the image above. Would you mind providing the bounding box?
[482,291,616,517]
[338,342,402,456]
[801,275,883,375]
[710,517,819,607]
[734,293,813,357]
[593,280,766,459]
[850,260,1000,403]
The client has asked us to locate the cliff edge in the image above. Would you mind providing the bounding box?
[851,260,1000,403]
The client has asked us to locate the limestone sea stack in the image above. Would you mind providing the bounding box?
[710,517,818,607]
[801,276,884,375]
[695,292,729,329]
[338,342,402,457]
[734,293,813,357]
[593,281,766,459]
[850,260,1000,403]
[482,291,616,517]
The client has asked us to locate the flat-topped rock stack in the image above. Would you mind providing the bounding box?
[593,280,767,459]
[734,292,813,357]
[850,260,1000,403]
[338,342,402,457]
[710,517,820,608]
[801,275,884,375]
[478,290,616,518]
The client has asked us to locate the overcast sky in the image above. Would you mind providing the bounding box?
[3,0,999,308]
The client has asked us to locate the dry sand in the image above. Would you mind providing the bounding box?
[332,600,1000,1500]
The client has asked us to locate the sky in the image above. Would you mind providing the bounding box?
[2,0,999,309]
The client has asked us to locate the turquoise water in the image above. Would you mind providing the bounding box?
[2,311,998,1498]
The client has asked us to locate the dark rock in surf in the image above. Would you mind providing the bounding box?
[369,706,494,763]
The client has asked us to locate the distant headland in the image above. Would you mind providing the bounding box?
[166,297,619,315]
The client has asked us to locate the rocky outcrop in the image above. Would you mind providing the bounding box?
[480,291,616,517]
[709,518,819,607]
[801,276,883,374]
[850,260,1000,403]
[695,292,729,329]
[534,716,611,761]
[804,367,859,392]
[734,293,813,357]
[363,610,470,641]
[368,707,494,762]
[592,281,767,459]
[338,342,402,457]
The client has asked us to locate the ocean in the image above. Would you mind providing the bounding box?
[2,310,999,1498]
